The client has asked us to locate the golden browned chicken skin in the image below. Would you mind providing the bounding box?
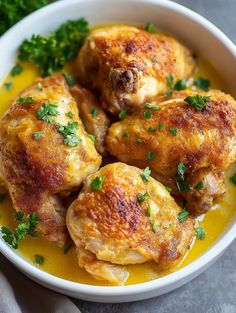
[106,90,236,214]
[77,25,195,114]
[0,74,101,246]
[67,162,194,285]
[70,84,110,155]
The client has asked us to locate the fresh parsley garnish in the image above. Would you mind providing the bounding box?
[63,71,76,86]
[87,134,96,142]
[140,167,151,182]
[91,108,98,118]
[66,111,74,119]
[165,91,173,97]
[17,96,35,104]
[34,254,45,265]
[194,77,210,91]
[147,204,152,217]
[33,131,43,140]
[230,173,236,185]
[118,108,127,120]
[11,63,23,76]
[1,212,40,249]
[146,151,155,162]
[148,126,155,132]
[144,22,156,33]
[176,162,191,192]
[123,130,130,138]
[144,103,161,111]
[137,192,150,202]
[169,127,177,136]
[3,82,13,90]
[158,122,163,131]
[165,186,172,192]
[184,95,210,111]
[37,102,59,123]
[195,181,204,190]
[91,176,106,191]
[195,226,205,240]
[178,210,189,222]
[152,220,157,233]
[167,74,186,90]
[19,18,89,76]
[144,110,152,119]
[57,121,81,147]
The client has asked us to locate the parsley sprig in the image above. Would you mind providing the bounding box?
[1,212,40,249]
[37,102,59,123]
[184,95,210,111]
[57,121,81,147]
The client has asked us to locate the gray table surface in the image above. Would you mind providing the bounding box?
[73,1,236,312]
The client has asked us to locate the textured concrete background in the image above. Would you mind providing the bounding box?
[73,1,236,312]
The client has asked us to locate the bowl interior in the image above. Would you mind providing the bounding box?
[0,0,236,302]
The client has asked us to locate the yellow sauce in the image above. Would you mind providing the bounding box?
[0,52,235,286]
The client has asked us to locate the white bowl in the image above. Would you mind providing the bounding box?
[0,0,236,303]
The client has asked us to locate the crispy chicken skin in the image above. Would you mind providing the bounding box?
[0,74,101,245]
[66,162,194,285]
[77,25,195,114]
[106,90,236,214]
[70,84,110,155]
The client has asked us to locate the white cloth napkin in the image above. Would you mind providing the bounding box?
[0,254,81,313]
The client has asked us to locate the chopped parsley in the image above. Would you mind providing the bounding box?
[37,82,43,91]
[19,18,89,76]
[136,138,143,144]
[91,108,98,118]
[176,162,191,192]
[164,91,173,97]
[66,111,74,119]
[194,77,210,91]
[137,192,150,202]
[33,131,43,140]
[118,108,127,120]
[57,121,81,147]
[167,74,186,90]
[178,210,189,222]
[148,126,155,132]
[144,110,152,119]
[17,96,35,104]
[165,186,172,192]
[3,82,13,90]
[0,212,40,249]
[37,102,59,123]
[147,204,152,217]
[158,122,163,131]
[144,103,161,111]
[123,130,130,138]
[140,167,151,182]
[177,162,186,181]
[146,151,155,162]
[169,127,177,136]
[230,173,236,185]
[144,22,156,33]
[167,74,174,89]
[63,71,76,86]
[11,63,23,76]
[184,95,210,111]
[195,181,204,190]
[34,254,45,265]
[87,134,96,142]
[195,226,205,240]
[91,176,106,191]
[152,220,157,233]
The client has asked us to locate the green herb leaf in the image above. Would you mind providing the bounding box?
[119,108,127,120]
[140,167,151,182]
[165,186,172,192]
[17,96,35,104]
[184,95,210,111]
[63,71,76,86]
[144,110,152,119]
[91,108,98,118]
[123,130,130,138]
[148,126,155,132]
[19,18,89,76]
[146,151,155,162]
[87,134,96,142]
[164,91,173,97]
[176,181,192,192]
[3,82,13,90]
[144,22,156,33]
[11,64,23,76]
[195,226,205,240]
[33,131,43,140]
[136,138,143,144]
[167,74,174,89]
[152,220,157,233]
[195,181,204,190]
[194,77,210,91]
[147,204,152,217]
[34,254,45,265]
[178,210,189,222]
[230,173,236,185]
[174,79,186,91]
[66,111,73,119]
[137,192,150,202]
[57,121,81,147]
[144,103,161,111]
[91,176,106,191]
[37,102,59,123]
[158,122,163,131]
[169,127,177,136]
[177,162,186,181]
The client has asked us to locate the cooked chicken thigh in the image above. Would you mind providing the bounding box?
[67,162,194,285]
[70,84,110,155]
[106,90,236,214]
[0,74,101,245]
[77,25,195,114]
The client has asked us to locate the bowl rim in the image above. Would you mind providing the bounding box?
[0,0,236,297]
